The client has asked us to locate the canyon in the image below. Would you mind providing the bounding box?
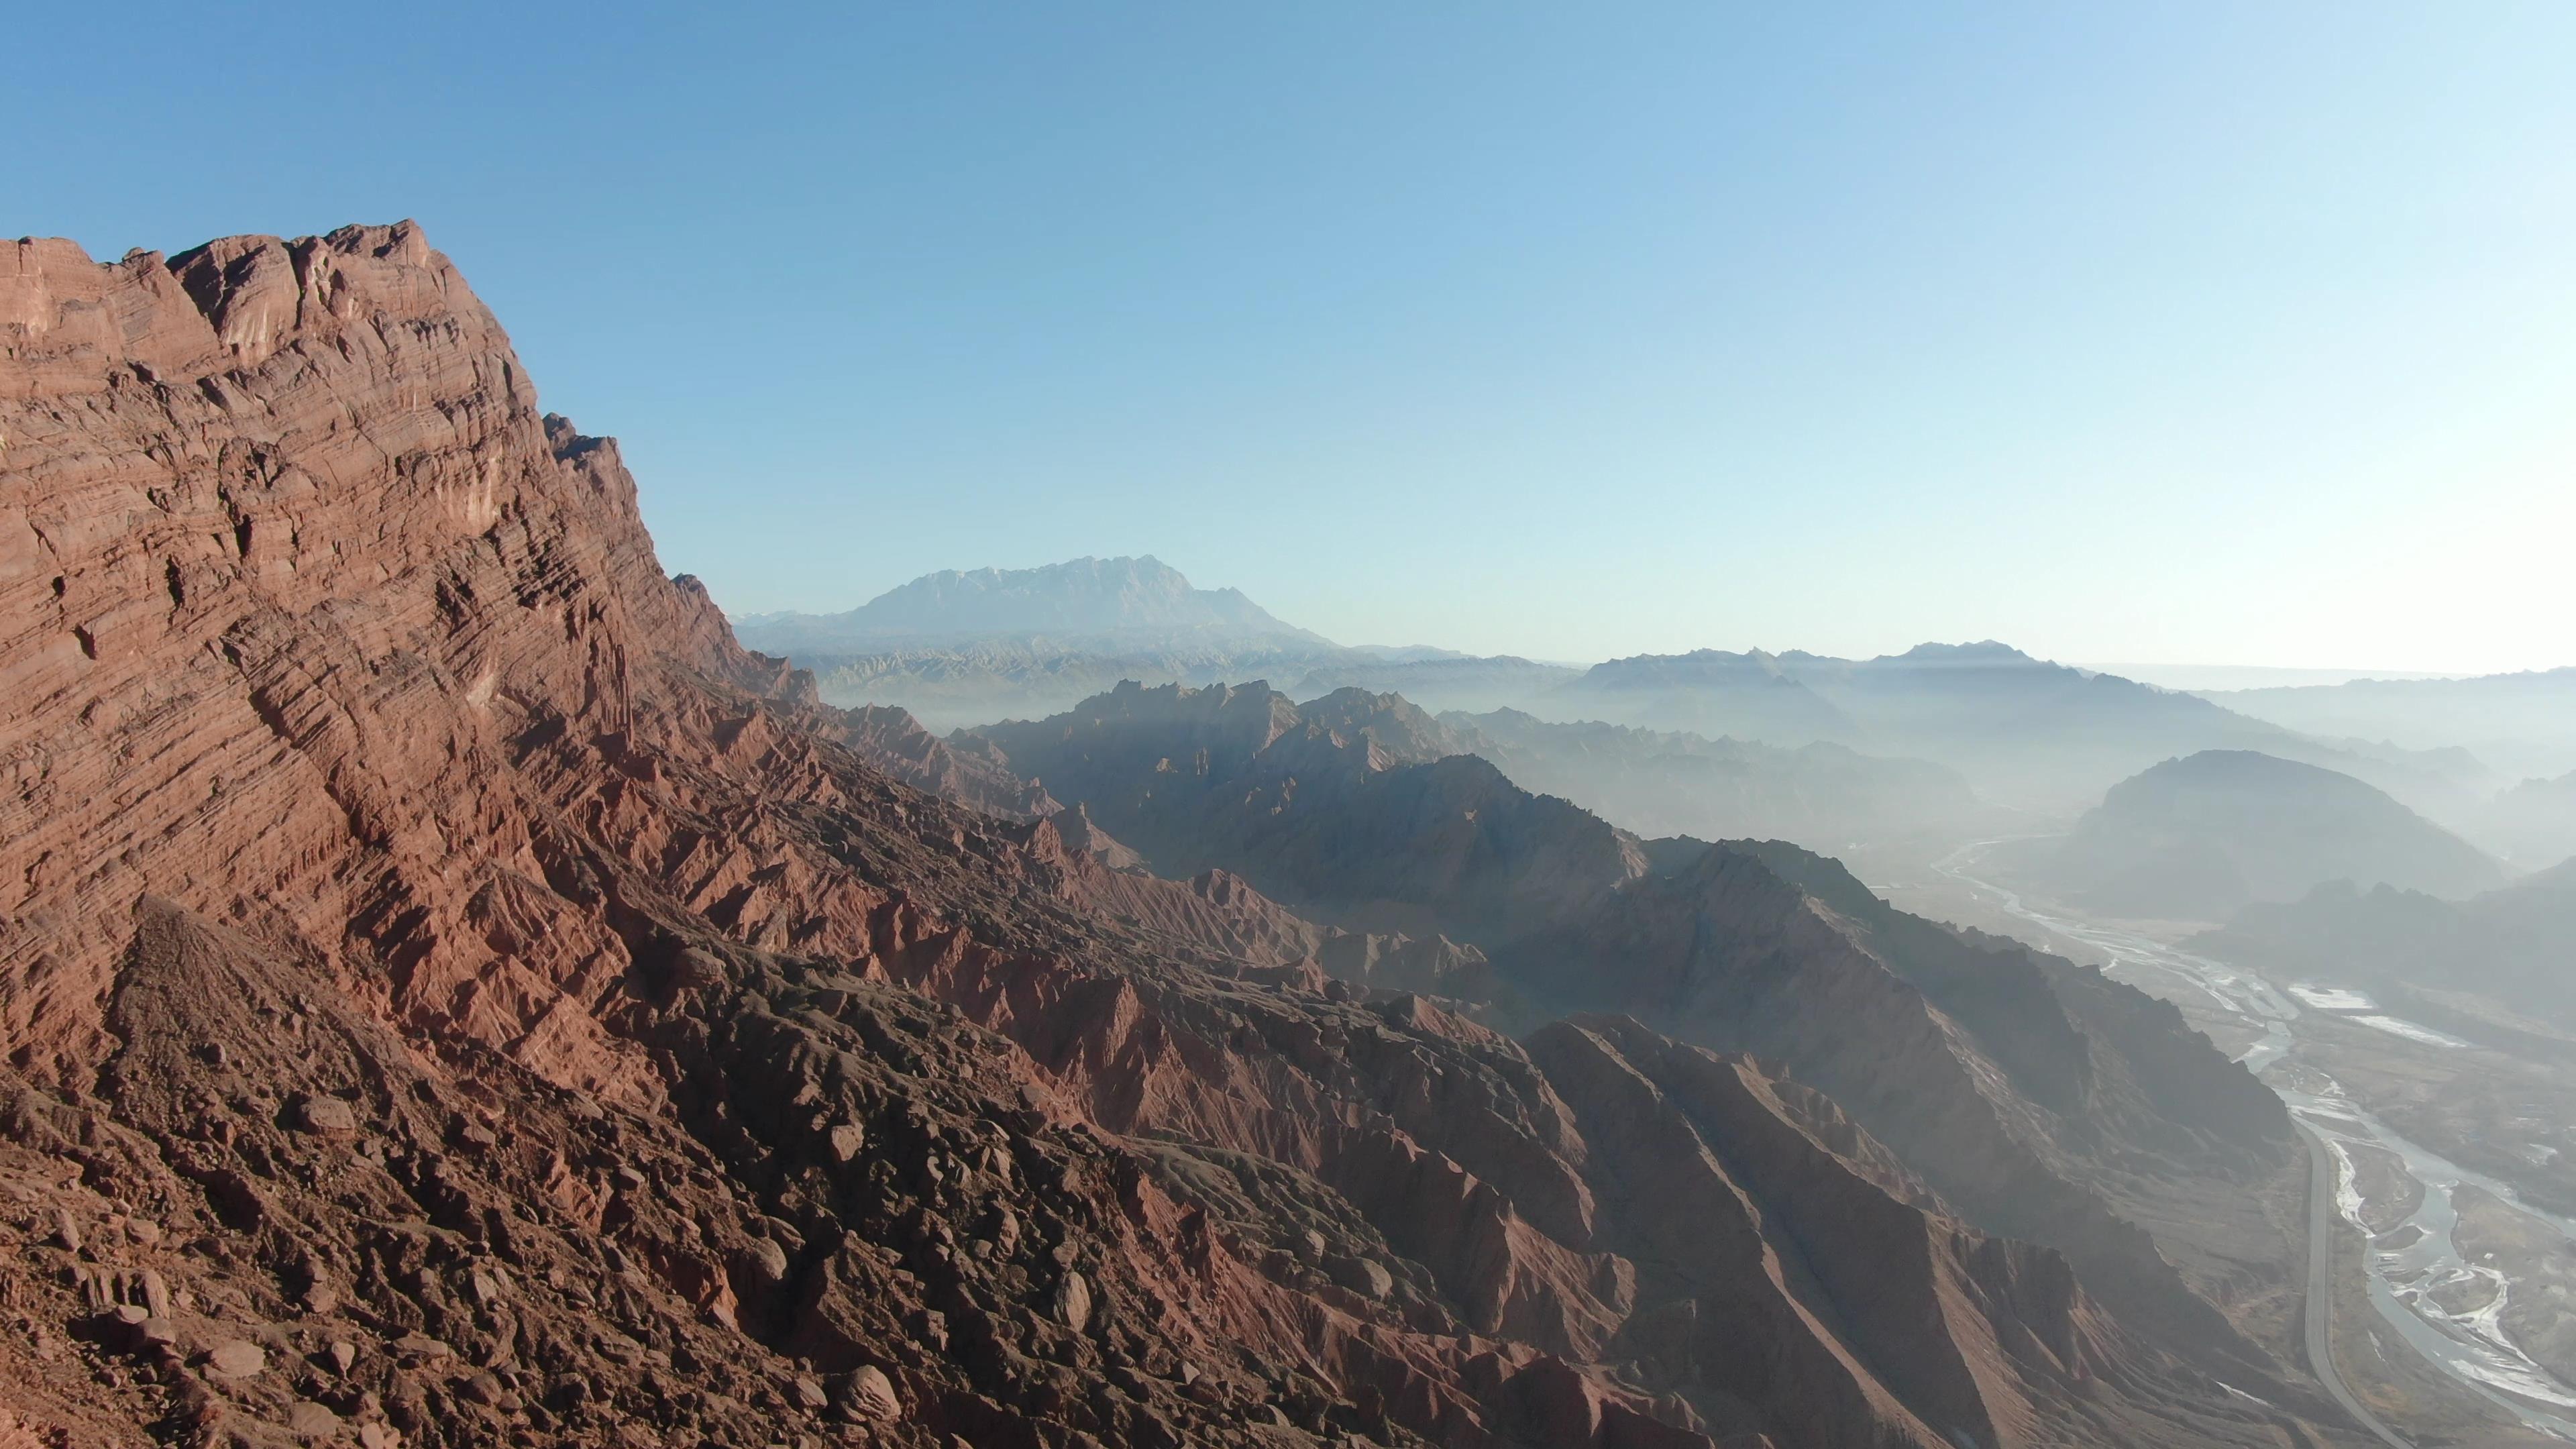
[0,225,2379,1448]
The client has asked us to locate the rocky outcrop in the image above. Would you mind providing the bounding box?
[816,703,1059,819]
[0,227,2343,1448]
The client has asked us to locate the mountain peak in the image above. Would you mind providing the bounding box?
[1886,640,2037,664]
[737,555,1334,654]
[2047,748,2508,918]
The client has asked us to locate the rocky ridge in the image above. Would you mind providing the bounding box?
[969,684,2319,1403]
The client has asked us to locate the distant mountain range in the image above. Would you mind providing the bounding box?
[2028,750,2508,921]
[1456,641,2490,818]
[2200,857,2576,1034]
[767,637,1347,733]
[1543,641,2306,807]
[2201,667,2576,783]
[1442,706,1984,849]
[737,557,1423,730]
[735,554,1332,653]
[1548,646,1860,743]
[730,559,2571,845]
[2485,769,2576,868]
[2086,663,2470,692]
[1291,654,1586,714]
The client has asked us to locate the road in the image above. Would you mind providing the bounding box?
[2299,1119,2416,1448]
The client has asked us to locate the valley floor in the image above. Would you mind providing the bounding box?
[1888,840,2576,1447]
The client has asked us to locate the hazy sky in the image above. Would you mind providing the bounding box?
[15,5,2575,673]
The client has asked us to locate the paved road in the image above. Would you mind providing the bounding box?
[2298,1120,2416,1448]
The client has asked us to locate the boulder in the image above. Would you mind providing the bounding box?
[205,1339,265,1381]
[294,1094,359,1136]
[1051,1271,1092,1333]
[845,1366,902,1423]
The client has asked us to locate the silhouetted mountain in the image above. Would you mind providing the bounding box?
[2203,667,2576,783]
[1550,641,2477,814]
[737,554,1333,653]
[2039,751,2508,920]
[2479,769,2576,869]
[2200,857,2576,1031]
[1443,706,1982,847]
[1551,647,1860,743]
[1291,655,1585,714]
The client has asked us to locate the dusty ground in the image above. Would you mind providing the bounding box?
[2343,1142,2426,1236]
[2453,1186,2576,1390]
[1877,860,2576,1445]
[2312,1201,2556,1447]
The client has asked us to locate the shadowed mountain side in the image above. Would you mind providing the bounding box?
[969,684,2318,1408]
[972,682,1638,943]
[2198,857,2576,1032]
[2031,751,2508,922]
[1497,843,2300,1387]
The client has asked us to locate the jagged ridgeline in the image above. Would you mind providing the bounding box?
[0,227,2346,1448]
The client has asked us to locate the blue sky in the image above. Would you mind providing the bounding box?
[14,3,2574,672]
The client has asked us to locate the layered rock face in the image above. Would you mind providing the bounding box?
[818,706,1059,820]
[0,228,2347,1449]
